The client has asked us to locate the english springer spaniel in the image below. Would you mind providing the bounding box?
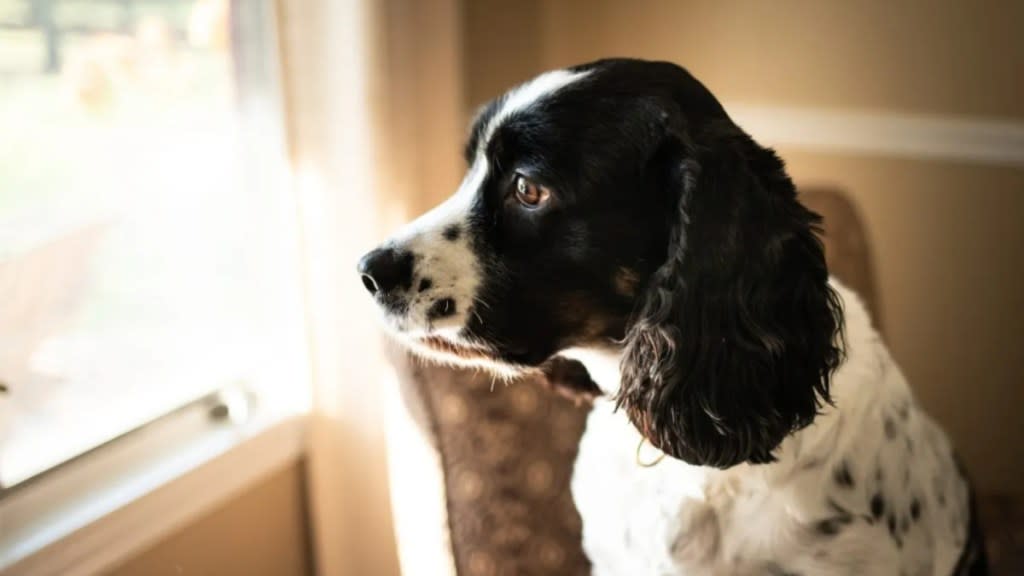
[357,58,986,576]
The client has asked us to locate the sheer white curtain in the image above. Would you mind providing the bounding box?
[277,0,463,574]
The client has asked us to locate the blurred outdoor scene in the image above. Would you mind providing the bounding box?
[0,0,298,489]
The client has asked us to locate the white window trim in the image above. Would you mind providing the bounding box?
[726,103,1024,167]
[0,398,307,576]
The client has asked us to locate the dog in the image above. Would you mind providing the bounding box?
[357,58,986,575]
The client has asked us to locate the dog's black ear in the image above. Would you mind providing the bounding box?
[617,120,845,468]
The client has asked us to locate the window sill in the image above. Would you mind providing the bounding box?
[0,399,308,576]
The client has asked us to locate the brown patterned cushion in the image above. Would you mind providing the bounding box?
[404,359,591,576]
[800,188,881,323]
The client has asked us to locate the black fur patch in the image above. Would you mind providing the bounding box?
[871,492,885,519]
[833,460,855,488]
[426,297,456,321]
[887,514,902,548]
[898,401,910,421]
[418,278,433,292]
[815,515,852,537]
[884,416,898,439]
[443,224,461,241]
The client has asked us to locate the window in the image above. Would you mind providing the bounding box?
[0,0,306,492]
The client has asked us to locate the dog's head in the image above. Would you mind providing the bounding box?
[358,59,844,467]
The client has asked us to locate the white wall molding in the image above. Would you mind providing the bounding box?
[726,103,1024,168]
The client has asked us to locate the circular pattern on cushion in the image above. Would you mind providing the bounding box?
[408,359,592,575]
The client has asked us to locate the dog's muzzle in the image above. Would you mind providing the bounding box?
[356,157,497,370]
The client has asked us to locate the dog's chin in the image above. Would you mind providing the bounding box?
[398,332,527,381]
[375,308,531,380]
[416,334,493,361]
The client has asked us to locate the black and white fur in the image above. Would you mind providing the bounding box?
[357,59,987,575]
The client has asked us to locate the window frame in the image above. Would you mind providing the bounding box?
[0,393,306,576]
[0,2,307,574]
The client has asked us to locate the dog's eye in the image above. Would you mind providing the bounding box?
[514,175,550,208]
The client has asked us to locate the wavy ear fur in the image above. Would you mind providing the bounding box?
[617,119,845,468]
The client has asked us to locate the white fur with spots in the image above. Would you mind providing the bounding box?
[568,281,971,576]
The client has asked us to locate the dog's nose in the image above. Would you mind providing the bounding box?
[357,247,413,296]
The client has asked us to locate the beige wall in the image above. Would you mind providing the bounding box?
[537,0,1024,118]
[103,463,312,576]
[462,0,1024,495]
